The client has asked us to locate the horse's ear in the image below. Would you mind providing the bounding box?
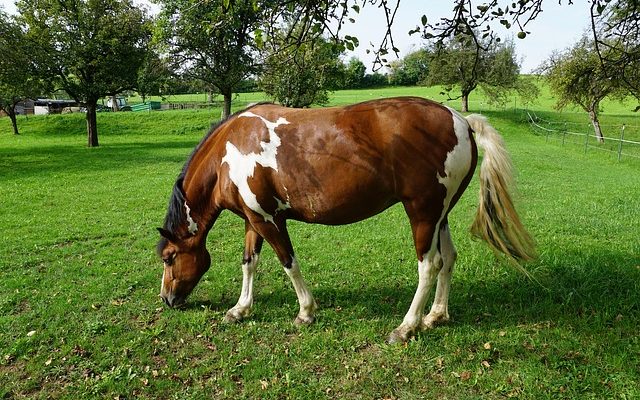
[157,227,178,243]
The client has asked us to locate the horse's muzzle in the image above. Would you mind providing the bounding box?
[159,293,185,309]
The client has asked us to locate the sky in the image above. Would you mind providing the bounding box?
[1,0,591,73]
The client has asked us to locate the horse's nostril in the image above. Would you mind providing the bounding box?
[160,294,171,307]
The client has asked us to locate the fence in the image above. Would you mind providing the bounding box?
[526,111,640,162]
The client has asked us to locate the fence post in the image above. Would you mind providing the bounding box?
[617,124,626,162]
[562,122,567,146]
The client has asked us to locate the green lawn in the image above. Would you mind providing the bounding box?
[1,90,639,399]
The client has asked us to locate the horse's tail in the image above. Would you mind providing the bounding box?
[466,114,536,266]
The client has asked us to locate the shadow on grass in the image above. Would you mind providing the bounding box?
[0,140,199,181]
[182,248,640,334]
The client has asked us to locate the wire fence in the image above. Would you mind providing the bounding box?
[526,111,640,162]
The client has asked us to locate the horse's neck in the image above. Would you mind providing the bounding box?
[184,161,221,234]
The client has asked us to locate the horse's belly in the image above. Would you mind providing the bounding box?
[285,172,397,225]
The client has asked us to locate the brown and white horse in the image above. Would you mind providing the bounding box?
[156,97,535,343]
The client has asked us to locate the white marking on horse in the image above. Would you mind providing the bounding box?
[184,202,198,235]
[431,107,473,247]
[221,112,290,224]
[438,107,473,196]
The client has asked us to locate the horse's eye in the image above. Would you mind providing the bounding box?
[163,253,176,266]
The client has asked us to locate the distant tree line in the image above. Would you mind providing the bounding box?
[1,0,638,147]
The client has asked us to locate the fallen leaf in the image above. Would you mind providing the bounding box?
[45,359,52,366]
[482,360,491,368]
[260,380,269,390]
[27,330,36,337]
[499,331,507,337]
[483,342,492,350]
[460,371,472,381]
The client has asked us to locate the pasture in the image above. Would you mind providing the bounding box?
[1,89,639,399]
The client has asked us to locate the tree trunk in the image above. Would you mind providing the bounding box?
[8,107,19,135]
[461,92,469,113]
[86,102,99,147]
[222,91,232,120]
[588,108,605,144]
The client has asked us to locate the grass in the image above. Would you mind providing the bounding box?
[1,89,639,399]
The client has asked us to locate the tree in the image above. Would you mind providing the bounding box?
[0,10,49,135]
[259,35,343,108]
[392,0,639,106]
[157,0,269,119]
[19,0,151,147]
[543,37,625,143]
[184,1,639,97]
[388,49,430,86]
[362,72,388,88]
[137,47,173,103]
[425,35,524,112]
[589,0,640,106]
[343,57,366,89]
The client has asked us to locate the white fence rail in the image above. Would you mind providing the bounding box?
[526,111,640,162]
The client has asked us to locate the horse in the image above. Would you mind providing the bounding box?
[156,96,535,343]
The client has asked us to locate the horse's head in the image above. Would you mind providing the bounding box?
[156,228,210,308]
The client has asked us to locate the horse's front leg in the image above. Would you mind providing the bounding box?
[284,257,318,325]
[252,219,318,325]
[224,223,264,323]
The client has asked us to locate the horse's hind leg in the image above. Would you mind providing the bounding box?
[225,223,264,323]
[423,223,456,329]
[388,210,444,343]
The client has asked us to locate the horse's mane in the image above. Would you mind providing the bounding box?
[157,102,273,251]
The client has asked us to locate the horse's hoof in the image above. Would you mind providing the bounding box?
[386,328,411,344]
[224,309,247,324]
[294,315,315,325]
[422,313,450,330]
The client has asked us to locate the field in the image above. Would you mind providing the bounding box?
[1,87,639,399]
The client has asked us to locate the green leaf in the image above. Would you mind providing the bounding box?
[421,15,428,26]
[254,28,263,49]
